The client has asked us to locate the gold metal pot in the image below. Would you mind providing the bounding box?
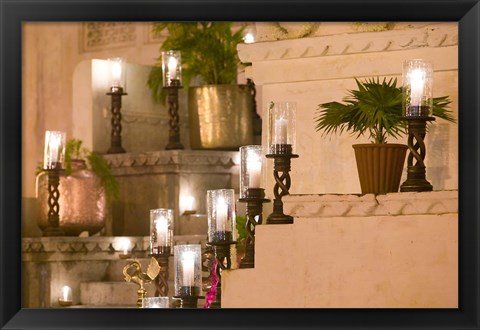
[188,84,254,150]
[35,160,107,236]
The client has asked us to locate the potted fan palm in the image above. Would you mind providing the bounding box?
[148,22,254,150]
[315,77,455,194]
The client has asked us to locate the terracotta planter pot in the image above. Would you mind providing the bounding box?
[352,143,408,195]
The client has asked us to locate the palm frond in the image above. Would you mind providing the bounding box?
[315,77,455,144]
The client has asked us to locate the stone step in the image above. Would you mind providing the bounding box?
[80,281,164,306]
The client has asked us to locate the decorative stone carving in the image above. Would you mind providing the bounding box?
[238,23,457,63]
[81,22,136,52]
[283,190,458,218]
[103,150,239,176]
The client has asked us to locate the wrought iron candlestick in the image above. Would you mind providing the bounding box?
[400,59,435,192]
[43,167,65,236]
[149,208,174,297]
[239,188,269,268]
[207,241,235,308]
[164,79,184,150]
[266,145,298,224]
[149,248,171,297]
[106,86,127,154]
[400,115,435,192]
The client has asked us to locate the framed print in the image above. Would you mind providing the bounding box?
[1,0,479,329]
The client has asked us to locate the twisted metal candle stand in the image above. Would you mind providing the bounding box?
[149,248,171,297]
[43,168,65,236]
[164,80,184,150]
[106,87,127,154]
[238,188,270,268]
[400,116,435,192]
[174,286,203,308]
[266,144,298,224]
[207,241,235,308]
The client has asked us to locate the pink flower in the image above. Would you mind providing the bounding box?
[203,259,218,308]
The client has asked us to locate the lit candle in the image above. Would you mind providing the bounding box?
[275,117,288,144]
[216,197,228,232]
[119,238,130,255]
[48,134,61,165]
[247,153,262,188]
[111,61,122,87]
[244,32,255,44]
[62,286,72,302]
[155,216,168,246]
[181,251,195,287]
[409,68,425,107]
[167,56,178,81]
[182,195,195,212]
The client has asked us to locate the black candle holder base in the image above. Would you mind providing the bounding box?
[266,199,294,224]
[400,167,433,192]
[43,226,65,237]
[266,213,294,224]
[106,145,126,154]
[174,295,203,308]
[165,141,184,150]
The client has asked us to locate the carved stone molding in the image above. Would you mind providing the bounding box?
[103,150,239,175]
[81,22,136,52]
[22,235,206,258]
[238,23,457,63]
[283,190,458,218]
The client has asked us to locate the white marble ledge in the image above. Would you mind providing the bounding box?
[283,190,458,218]
[22,235,207,261]
[237,23,457,63]
[102,150,239,170]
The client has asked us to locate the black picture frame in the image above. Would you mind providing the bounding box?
[1,0,479,329]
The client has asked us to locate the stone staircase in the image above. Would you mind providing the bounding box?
[22,233,208,308]
[221,191,458,308]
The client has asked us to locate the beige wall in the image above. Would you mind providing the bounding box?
[22,22,164,199]
[239,22,458,196]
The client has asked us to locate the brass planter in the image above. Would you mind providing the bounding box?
[188,84,254,150]
[352,143,408,195]
[36,160,107,236]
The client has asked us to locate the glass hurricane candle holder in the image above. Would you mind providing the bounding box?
[142,296,169,308]
[402,59,433,117]
[268,101,297,155]
[174,244,202,298]
[162,50,182,87]
[150,209,174,255]
[108,57,126,92]
[207,189,236,243]
[240,145,263,198]
[43,130,66,170]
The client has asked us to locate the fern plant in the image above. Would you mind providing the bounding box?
[315,77,455,144]
[147,22,245,103]
[64,139,120,201]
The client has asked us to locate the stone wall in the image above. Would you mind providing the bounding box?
[238,22,458,196]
